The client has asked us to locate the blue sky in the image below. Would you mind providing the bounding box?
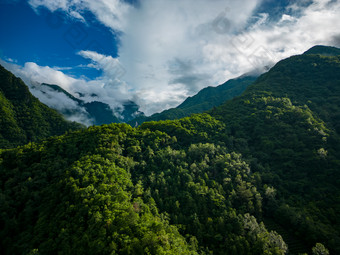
[0,0,118,79]
[1,0,340,122]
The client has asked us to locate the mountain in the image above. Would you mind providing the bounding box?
[40,74,255,126]
[40,83,121,125]
[129,75,257,125]
[177,75,257,111]
[303,45,340,56]
[39,83,144,125]
[130,45,340,253]
[0,118,287,255]
[0,65,82,148]
[121,100,145,122]
[209,46,340,253]
[41,83,82,103]
[1,46,340,255]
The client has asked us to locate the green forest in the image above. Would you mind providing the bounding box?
[1,46,340,254]
[0,65,82,148]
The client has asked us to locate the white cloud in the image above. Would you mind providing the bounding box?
[21,0,340,117]
[238,0,340,63]
[4,61,77,91]
[27,0,264,115]
[30,86,94,126]
[78,50,126,81]
[0,58,130,125]
[28,0,130,31]
[117,0,263,114]
[0,59,93,125]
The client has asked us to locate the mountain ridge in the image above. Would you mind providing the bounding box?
[1,46,340,254]
[0,65,82,148]
[38,83,145,125]
[303,45,340,56]
[129,75,257,125]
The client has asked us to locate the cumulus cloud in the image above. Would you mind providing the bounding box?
[0,57,130,125]
[0,59,93,125]
[28,0,130,30]
[31,86,94,126]
[237,0,340,62]
[19,0,340,116]
[117,0,265,114]
[9,61,77,91]
[1,57,129,104]
[78,50,126,81]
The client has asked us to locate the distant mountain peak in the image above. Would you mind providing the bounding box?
[37,83,144,125]
[41,83,82,103]
[0,65,82,148]
[303,45,340,56]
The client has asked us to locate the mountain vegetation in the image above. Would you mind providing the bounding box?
[208,45,340,254]
[0,65,82,148]
[1,45,340,254]
[130,75,257,125]
[0,118,288,255]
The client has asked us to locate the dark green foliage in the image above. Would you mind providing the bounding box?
[243,53,340,134]
[84,101,121,125]
[132,142,285,254]
[0,122,287,254]
[121,100,145,122]
[130,75,256,125]
[139,113,225,146]
[1,46,340,254]
[0,125,198,255]
[210,49,340,253]
[303,45,340,56]
[177,76,257,111]
[0,65,83,148]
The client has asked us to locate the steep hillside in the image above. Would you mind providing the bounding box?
[130,75,256,125]
[0,65,82,148]
[303,45,340,56]
[1,46,340,255]
[209,47,340,253]
[0,121,287,255]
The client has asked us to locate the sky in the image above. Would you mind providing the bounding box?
[1,0,340,123]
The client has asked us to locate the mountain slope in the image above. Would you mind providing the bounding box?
[177,75,257,110]
[130,75,256,125]
[40,83,121,125]
[209,47,340,253]
[1,46,340,255]
[138,46,340,253]
[303,45,340,56]
[0,65,82,148]
[243,48,340,134]
[39,83,144,125]
[0,122,286,255]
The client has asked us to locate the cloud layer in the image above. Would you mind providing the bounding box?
[5,0,340,118]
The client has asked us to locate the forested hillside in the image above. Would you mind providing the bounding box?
[209,45,340,253]
[0,119,287,255]
[0,65,82,148]
[1,46,340,255]
[130,75,256,125]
